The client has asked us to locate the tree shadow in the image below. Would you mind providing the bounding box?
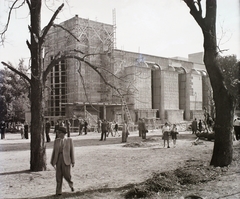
[18,183,135,199]
[0,169,30,176]
[0,134,196,152]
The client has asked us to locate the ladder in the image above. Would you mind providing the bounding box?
[85,110,97,127]
[121,96,133,123]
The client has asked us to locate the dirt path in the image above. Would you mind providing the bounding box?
[0,131,239,199]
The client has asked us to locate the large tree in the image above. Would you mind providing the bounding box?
[1,0,124,171]
[184,0,236,166]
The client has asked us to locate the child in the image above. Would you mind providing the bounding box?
[162,123,170,148]
[171,124,179,147]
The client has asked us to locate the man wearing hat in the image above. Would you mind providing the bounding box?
[51,126,75,195]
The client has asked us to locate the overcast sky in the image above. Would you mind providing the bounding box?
[0,0,239,69]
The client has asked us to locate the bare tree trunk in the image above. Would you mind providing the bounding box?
[204,50,235,167]
[30,0,46,171]
[184,0,236,167]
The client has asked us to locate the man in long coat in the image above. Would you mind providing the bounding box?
[51,126,75,195]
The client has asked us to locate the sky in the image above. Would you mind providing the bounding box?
[0,0,239,69]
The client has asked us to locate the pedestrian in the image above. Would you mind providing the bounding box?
[122,121,129,143]
[171,124,178,148]
[141,118,148,139]
[54,120,60,139]
[162,122,170,148]
[78,119,84,135]
[97,119,102,133]
[20,123,24,139]
[114,121,120,137]
[66,120,71,137]
[50,126,75,196]
[234,118,240,141]
[198,119,203,132]
[45,119,51,142]
[107,121,114,137]
[0,121,6,139]
[100,119,107,141]
[192,118,198,134]
[24,121,29,139]
[84,120,88,135]
[138,118,143,137]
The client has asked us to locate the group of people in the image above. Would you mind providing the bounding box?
[191,116,215,135]
[78,119,88,135]
[53,119,71,139]
[98,119,123,141]
[0,120,29,140]
[161,122,179,148]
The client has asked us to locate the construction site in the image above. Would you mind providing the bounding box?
[42,13,211,129]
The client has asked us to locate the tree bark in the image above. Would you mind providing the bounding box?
[30,0,46,171]
[184,0,236,167]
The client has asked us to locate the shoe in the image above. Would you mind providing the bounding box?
[167,146,170,148]
[99,139,102,141]
[71,187,74,192]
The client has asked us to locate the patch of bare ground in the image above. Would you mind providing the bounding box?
[0,132,239,199]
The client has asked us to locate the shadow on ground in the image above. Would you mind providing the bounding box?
[0,133,196,152]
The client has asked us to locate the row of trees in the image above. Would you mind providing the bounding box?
[0,0,239,170]
[0,60,30,122]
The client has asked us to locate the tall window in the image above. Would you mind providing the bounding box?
[47,58,67,117]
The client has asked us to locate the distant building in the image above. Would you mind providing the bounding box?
[43,15,211,126]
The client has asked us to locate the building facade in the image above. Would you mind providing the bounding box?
[43,16,211,126]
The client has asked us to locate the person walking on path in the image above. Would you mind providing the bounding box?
[122,121,129,143]
[20,123,24,139]
[100,119,107,141]
[192,118,198,134]
[198,119,203,132]
[45,119,51,142]
[97,119,102,134]
[54,120,60,139]
[171,124,178,148]
[114,121,120,137]
[162,122,170,148]
[24,121,29,139]
[78,119,84,135]
[65,120,71,137]
[0,121,6,139]
[50,126,75,196]
[138,118,143,137]
[84,120,88,135]
[141,118,148,139]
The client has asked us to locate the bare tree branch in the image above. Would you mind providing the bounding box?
[0,0,22,44]
[40,3,64,45]
[183,0,205,29]
[1,61,31,85]
[26,0,31,10]
[73,49,84,54]
[26,40,31,50]
[53,24,81,43]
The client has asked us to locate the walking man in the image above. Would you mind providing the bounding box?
[0,121,6,139]
[45,119,51,142]
[100,119,107,141]
[51,126,75,196]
